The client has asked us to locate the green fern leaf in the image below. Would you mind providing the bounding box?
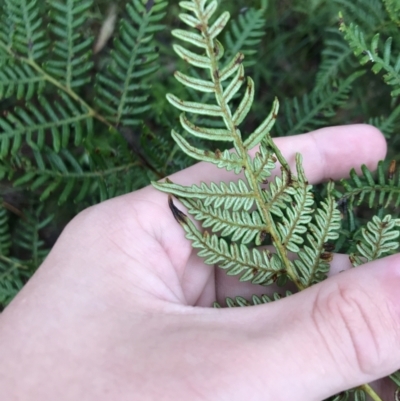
[180,198,265,245]
[316,29,357,89]
[95,0,167,127]
[276,71,364,136]
[223,6,267,68]
[213,291,292,308]
[174,208,285,285]
[340,16,400,96]
[0,63,46,100]
[0,204,52,306]
[350,214,400,266]
[336,161,400,231]
[4,0,49,60]
[0,92,93,157]
[4,145,144,204]
[294,184,341,286]
[383,0,400,26]
[45,0,94,89]
[334,0,386,32]
[368,104,400,138]
[158,179,255,211]
[153,0,341,292]
[0,203,11,255]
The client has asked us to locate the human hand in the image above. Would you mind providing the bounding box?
[0,124,399,401]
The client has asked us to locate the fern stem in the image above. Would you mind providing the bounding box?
[24,162,141,179]
[0,256,27,280]
[196,2,303,290]
[360,384,383,401]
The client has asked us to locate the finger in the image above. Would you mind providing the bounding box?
[238,254,400,400]
[168,124,386,186]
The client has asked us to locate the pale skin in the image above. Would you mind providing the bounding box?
[0,124,400,401]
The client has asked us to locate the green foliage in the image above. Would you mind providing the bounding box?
[94,0,167,126]
[340,13,400,96]
[0,0,399,398]
[223,2,268,68]
[0,202,51,305]
[336,160,400,230]
[350,214,400,266]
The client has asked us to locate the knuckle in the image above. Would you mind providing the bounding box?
[311,281,394,376]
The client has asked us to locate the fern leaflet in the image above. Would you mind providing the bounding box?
[95,0,167,127]
[46,0,94,89]
[350,214,400,266]
[340,16,400,96]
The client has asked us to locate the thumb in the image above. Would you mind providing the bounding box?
[244,254,400,400]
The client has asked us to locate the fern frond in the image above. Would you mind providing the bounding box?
[277,181,314,253]
[0,255,27,306]
[94,0,167,127]
[0,63,46,100]
[0,92,93,156]
[336,161,400,230]
[350,214,400,266]
[5,146,144,204]
[294,184,341,286]
[0,203,11,255]
[160,179,255,211]
[0,204,52,306]
[173,208,285,285]
[213,291,292,308]
[383,0,400,26]
[334,0,386,32]
[224,7,267,68]
[46,0,94,89]
[15,208,52,266]
[276,71,364,136]
[316,30,357,89]
[4,0,49,61]
[368,103,400,138]
[340,17,400,96]
[153,0,341,292]
[180,198,265,245]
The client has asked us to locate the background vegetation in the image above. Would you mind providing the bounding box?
[0,0,399,311]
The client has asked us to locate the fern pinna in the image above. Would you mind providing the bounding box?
[152,0,342,291]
